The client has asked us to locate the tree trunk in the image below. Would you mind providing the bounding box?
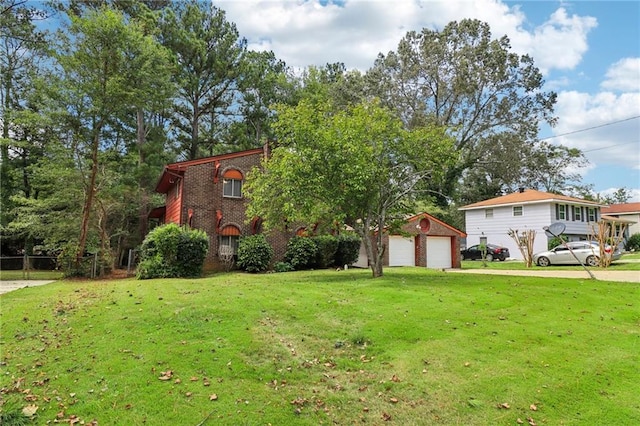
[76,131,100,265]
[137,108,149,241]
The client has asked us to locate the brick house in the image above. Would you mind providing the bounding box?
[150,146,295,270]
[150,147,466,271]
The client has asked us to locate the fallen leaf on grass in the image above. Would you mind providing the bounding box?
[391,374,400,382]
[530,403,538,411]
[389,397,399,404]
[516,419,524,424]
[158,370,173,381]
[185,392,192,397]
[528,417,537,426]
[22,405,38,417]
[381,412,391,421]
[209,394,218,401]
[498,402,510,409]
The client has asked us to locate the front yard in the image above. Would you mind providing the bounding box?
[1,268,638,425]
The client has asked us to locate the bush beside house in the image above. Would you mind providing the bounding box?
[137,224,209,279]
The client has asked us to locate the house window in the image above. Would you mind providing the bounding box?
[173,181,180,200]
[219,225,241,255]
[574,206,581,221]
[588,208,596,222]
[558,205,566,220]
[222,169,243,198]
[513,206,523,217]
[485,209,493,218]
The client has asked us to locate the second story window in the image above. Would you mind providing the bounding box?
[574,206,581,221]
[558,204,566,220]
[222,169,243,198]
[513,206,523,217]
[485,208,494,218]
[588,208,596,222]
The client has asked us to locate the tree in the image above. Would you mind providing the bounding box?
[158,0,247,159]
[221,50,295,151]
[53,6,174,266]
[245,99,455,277]
[0,0,51,253]
[366,19,557,206]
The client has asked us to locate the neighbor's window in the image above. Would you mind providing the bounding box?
[485,208,494,218]
[588,208,596,222]
[559,205,566,220]
[513,206,523,217]
[574,206,581,221]
[222,169,243,198]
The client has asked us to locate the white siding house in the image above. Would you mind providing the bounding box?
[601,203,640,240]
[459,189,605,260]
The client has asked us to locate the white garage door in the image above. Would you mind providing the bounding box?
[389,236,415,266]
[426,237,452,269]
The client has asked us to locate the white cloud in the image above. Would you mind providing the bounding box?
[601,58,640,92]
[554,91,640,169]
[213,0,597,74]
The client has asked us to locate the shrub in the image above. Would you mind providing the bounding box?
[334,233,362,266]
[284,236,318,270]
[312,235,339,268]
[548,235,566,250]
[137,224,209,279]
[625,233,640,251]
[274,261,294,273]
[237,234,273,273]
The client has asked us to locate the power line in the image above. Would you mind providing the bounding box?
[582,140,640,153]
[539,115,640,141]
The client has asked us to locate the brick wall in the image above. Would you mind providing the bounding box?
[177,151,294,270]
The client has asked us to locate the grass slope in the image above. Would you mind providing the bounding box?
[1,269,638,425]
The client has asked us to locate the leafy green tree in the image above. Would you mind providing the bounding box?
[245,99,455,277]
[222,50,295,151]
[366,19,557,206]
[0,0,51,253]
[52,6,174,265]
[158,0,246,159]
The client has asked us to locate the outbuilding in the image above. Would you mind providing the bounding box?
[354,212,466,269]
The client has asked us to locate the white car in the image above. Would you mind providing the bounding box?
[533,241,622,267]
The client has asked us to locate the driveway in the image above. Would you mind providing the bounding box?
[0,280,56,295]
[446,268,640,283]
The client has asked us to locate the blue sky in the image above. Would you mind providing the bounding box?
[214,0,640,202]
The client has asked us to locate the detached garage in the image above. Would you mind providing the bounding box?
[384,213,466,269]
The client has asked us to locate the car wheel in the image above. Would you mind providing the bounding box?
[537,256,550,267]
[586,255,599,267]
[485,253,494,262]
[499,257,506,261]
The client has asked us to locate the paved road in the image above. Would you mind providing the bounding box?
[446,269,640,283]
[0,280,56,295]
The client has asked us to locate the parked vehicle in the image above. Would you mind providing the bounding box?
[533,241,622,267]
[460,244,510,261]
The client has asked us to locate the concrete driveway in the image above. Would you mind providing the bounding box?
[0,280,56,295]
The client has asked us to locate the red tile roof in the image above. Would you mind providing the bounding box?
[459,189,603,210]
[601,202,640,214]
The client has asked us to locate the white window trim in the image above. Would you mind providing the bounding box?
[513,206,523,217]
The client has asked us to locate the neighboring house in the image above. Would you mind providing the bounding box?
[149,146,295,270]
[353,213,466,269]
[459,189,605,260]
[601,202,640,240]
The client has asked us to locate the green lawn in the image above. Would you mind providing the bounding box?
[0,270,64,280]
[462,257,640,271]
[1,269,639,425]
